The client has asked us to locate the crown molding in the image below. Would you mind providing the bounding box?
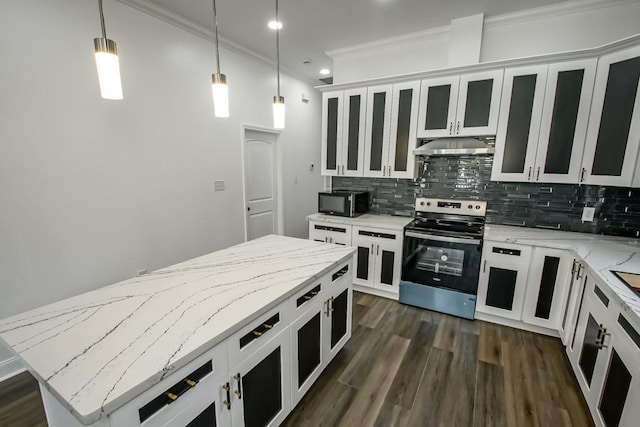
[115,0,317,86]
[326,25,450,58]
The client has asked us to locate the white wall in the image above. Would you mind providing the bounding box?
[330,0,640,83]
[0,0,323,364]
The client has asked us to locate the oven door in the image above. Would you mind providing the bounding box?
[401,230,482,294]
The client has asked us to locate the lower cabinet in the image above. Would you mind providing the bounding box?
[476,242,532,320]
[352,226,402,295]
[570,277,640,427]
[521,248,572,330]
[229,328,291,427]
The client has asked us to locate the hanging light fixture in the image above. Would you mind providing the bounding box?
[94,0,123,100]
[272,0,285,129]
[211,0,229,117]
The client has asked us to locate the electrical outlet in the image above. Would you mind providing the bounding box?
[582,206,596,222]
[214,180,225,191]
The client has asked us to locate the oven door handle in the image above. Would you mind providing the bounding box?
[405,231,482,246]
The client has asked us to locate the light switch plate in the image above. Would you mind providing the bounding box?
[582,206,595,222]
[214,180,225,191]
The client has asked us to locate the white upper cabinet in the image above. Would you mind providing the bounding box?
[364,81,420,178]
[492,65,549,182]
[321,88,367,176]
[492,60,597,183]
[581,45,640,187]
[417,70,503,138]
[535,59,597,183]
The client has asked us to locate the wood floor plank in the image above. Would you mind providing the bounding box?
[385,320,437,409]
[374,400,411,427]
[478,320,503,366]
[502,331,539,427]
[474,361,507,427]
[0,390,47,427]
[433,316,458,352]
[358,296,392,328]
[536,402,572,427]
[440,331,479,427]
[337,334,410,427]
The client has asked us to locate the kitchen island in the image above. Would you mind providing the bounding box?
[0,235,355,426]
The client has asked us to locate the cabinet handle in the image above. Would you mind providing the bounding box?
[371,243,374,253]
[527,166,532,180]
[262,323,273,329]
[383,165,386,175]
[536,167,540,181]
[483,260,487,273]
[252,330,263,337]
[184,379,196,387]
[377,244,380,255]
[329,296,335,313]
[456,121,460,134]
[388,164,392,176]
[449,122,453,135]
[580,167,586,183]
[233,374,242,399]
[223,383,231,409]
[324,299,330,317]
[570,260,577,280]
[576,264,584,279]
[342,165,345,175]
[330,237,333,244]
[166,392,178,401]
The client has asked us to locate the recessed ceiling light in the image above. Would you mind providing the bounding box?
[320,69,331,75]
[268,20,283,30]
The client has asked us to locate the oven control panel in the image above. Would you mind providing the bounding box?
[415,197,487,217]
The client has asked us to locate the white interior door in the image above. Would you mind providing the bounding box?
[243,129,279,241]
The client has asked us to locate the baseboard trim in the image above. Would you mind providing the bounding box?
[474,312,559,337]
[0,357,26,383]
[353,285,399,301]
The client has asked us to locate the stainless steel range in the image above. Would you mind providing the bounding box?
[399,197,487,320]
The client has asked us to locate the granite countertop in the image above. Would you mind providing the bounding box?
[307,213,414,231]
[484,224,640,319]
[0,235,355,425]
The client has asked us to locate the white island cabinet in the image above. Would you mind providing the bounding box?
[0,235,355,427]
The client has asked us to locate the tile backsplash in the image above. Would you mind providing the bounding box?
[333,155,640,238]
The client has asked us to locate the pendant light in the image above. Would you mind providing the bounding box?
[272,0,285,129]
[211,0,229,117]
[94,0,123,100]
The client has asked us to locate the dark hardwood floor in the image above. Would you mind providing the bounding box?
[0,291,592,427]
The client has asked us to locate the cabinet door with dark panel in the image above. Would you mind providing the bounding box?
[595,316,640,427]
[417,76,460,138]
[230,328,291,427]
[491,65,548,182]
[364,85,393,177]
[476,242,531,321]
[388,80,420,178]
[373,238,403,295]
[341,88,367,177]
[521,248,572,330]
[290,302,324,407]
[321,91,343,176]
[323,285,352,364]
[456,70,504,136]
[582,45,640,187]
[535,59,597,184]
[352,238,375,289]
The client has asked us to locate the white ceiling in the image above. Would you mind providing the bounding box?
[141,0,573,83]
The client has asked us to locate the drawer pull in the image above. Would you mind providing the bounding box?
[262,323,273,329]
[166,392,177,401]
[184,379,196,387]
[253,331,263,337]
[304,295,312,300]
[233,374,242,399]
[223,383,231,409]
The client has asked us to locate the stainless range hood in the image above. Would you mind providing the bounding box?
[413,137,495,156]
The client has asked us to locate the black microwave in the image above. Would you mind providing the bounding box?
[318,191,369,217]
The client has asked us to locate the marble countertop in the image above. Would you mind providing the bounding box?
[484,225,640,319]
[0,235,355,425]
[307,213,414,231]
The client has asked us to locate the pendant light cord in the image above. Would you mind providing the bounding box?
[212,0,221,74]
[275,0,281,97]
[98,0,107,39]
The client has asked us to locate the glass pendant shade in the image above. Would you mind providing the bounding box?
[211,73,229,117]
[273,95,285,129]
[94,38,123,100]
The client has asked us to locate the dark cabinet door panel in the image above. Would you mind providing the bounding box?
[297,313,321,387]
[394,89,413,171]
[380,250,395,286]
[326,97,339,170]
[242,347,282,427]
[599,349,631,427]
[356,246,370,280]
[534,256,560,320]
[424,85,451,131]
[592,56,640,176]
[486,267,518,310]
[464,79,494,127]
[346,94,361,171]
[369,92,387,171]
[578,314,600,386]
[187,403,217,427]
[502,74,538,174]
[544,69,584,174]
[331,289,349,349]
